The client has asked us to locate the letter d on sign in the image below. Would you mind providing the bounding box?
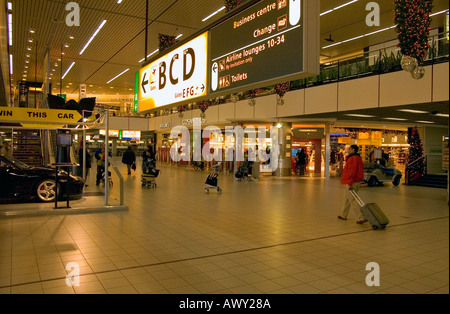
[66,262,80,287]
[366,262,380,287]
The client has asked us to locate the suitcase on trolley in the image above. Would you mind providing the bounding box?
[350,190,389,230]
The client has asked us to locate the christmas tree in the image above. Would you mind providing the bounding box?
[394,0,433,65]
[407,127,425,181]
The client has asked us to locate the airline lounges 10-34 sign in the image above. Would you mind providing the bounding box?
[136,0,319,113]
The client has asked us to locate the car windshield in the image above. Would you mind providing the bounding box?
[0,154,31,170]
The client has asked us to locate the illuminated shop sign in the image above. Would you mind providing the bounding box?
[137,33,208,112]
[99,129,119,137]
[121,130,141,141]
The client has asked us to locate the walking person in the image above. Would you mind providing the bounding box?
[78,141,91,186]
[338,145,367,224]
[95,144,112,186]
[122,146,136,175]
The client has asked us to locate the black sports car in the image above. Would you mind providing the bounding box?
[0,154,84,203]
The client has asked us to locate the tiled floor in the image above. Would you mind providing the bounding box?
[0,157,448,294]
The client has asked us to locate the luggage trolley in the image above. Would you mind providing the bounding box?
[205,163,222,194]
[142,159,160,189]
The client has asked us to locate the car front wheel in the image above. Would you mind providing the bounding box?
[36,180,59,202]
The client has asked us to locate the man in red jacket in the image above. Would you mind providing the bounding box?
[338,145,367,224]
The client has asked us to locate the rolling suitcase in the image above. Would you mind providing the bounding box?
[350,190,389,230]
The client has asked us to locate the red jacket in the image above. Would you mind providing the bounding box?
[341,153,364,186]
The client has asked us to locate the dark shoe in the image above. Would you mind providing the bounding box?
[357,219,368,224]
[338,216,347,220]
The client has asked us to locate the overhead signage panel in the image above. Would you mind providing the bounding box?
[0,107,82,124]
[208,0,309,95]
[138,32,208,112]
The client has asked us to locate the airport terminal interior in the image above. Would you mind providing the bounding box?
[0,0,449,295]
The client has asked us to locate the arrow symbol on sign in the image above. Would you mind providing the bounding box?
[141,72,149,93]
[212,64,218,73]
[201,84,205,92]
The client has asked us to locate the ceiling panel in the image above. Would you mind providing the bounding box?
[7,0,449,102]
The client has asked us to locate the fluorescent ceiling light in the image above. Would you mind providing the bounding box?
[202,6,225,22]
[79,20,107,55]
[107,68,129,84]
[62,62,75,79]
[435,113,449,118]
[139,49,159,63]
[416,121,435,124]
[398,109,429,114]
[430,9,448,17]
[9,54,13,75]
[175,34,183,40]
[8,14,12,46]
[383,117,408,121]
[320,0,358,16]
[322,25,396,49]
[7,2,12,10]
[345,114,376,118]
[117,0,123,3]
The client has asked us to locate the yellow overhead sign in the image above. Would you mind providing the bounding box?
[0,107,82,124]
[137,32,208,112]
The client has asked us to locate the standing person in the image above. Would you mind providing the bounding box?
[78,141,91,185]
[297,148,307,176]
[338,145,367,224]
[95,145,112,186]
[336,148,345,176]
[142,144,156,172]
[122,146,136,175]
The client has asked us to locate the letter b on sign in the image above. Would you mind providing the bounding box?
[366,262,380,287]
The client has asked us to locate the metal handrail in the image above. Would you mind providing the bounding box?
[405,156,426,169]
[405,156,428,185]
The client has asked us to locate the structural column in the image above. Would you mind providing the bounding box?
[325,123,331,180]
[273,122,292,177]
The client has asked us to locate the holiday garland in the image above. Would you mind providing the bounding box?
[196,100,210,112]
[394,0,433,65]
[177,104,187,113]
[225,0,246,12]
[247,89,259,99]
[158,34,177,52]
[274,82,290,98]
